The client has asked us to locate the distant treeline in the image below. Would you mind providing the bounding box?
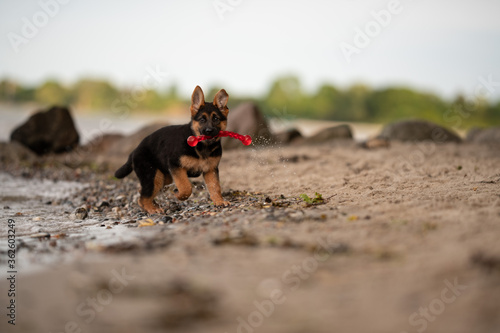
[1,76,499,128]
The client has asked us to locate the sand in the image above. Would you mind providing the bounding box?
[1,140,500,333]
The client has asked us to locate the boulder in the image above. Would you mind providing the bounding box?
[275,128,303,144]
[95,123,168,169]
[378,120,461,143]
[222,102,275,149]
[84,133,125,154]
[466,127,500,144]
[61,123,168,170]
[10,106,79,155]
[0,141,37,166]
[303,124,353,144]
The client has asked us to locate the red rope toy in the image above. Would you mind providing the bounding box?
[187,131,252,147]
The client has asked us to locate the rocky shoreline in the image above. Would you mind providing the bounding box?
[1,106,500,333]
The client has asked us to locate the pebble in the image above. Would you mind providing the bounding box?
[30,232,50,239]
[110,207,124,219]
[162,216,173,223]
[97,200,110,209]
[70,207,88,220]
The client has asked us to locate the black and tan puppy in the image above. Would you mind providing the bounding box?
[114,86,230,214]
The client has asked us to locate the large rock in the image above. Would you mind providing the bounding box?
[378,120,461,143]
[84,133,126,154]
[303,124,353,144]
[222,102,275,149]
[275,128,303,144]
[10,106,79,155]
[466,127,500,144]
[95,123,168,169]
[0,141,37,166]
[61,123,168,170]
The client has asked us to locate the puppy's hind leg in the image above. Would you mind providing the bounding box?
[134,157,165,214]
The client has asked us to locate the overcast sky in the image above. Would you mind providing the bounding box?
[1,0,500,100]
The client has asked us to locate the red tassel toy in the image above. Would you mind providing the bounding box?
[187,131,252,147]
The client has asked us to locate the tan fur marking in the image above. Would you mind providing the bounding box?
[203,170,229,206]
[191,120,202,136]
[179,156,221,174]
[138,169,165,214]
[171,168,192,201]
[220,119,227,131]
[164,173,173,186]
[220,107,229,117]
[190,105,200,118]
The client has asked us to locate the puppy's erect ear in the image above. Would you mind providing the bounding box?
[213,89,229,116]
[191,86,205,117]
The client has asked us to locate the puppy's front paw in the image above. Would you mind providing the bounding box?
[214,200,230,207]
[146,206,164,215]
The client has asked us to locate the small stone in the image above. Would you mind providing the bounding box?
[32,216,42,221]
[97,201,110,208]
[71,207,88,220]
[162,216,173,223]
[110,207,124,219]
[4,206,10,209]
[30,232,50,239]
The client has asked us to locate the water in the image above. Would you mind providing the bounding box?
[1,103,381,144]
[0,103,189,144]
[0,172,172,274]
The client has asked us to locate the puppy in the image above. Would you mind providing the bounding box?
[114,86,230,214]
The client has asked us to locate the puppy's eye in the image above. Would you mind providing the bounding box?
[199,117,206,123]
[213,116,219,122]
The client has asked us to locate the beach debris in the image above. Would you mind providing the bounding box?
[71,206,88,220]
[138,218,156,227]
[212,229,258,246]
[300,192,325,206]
[30,232,50,239]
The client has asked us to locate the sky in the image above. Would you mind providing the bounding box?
[1,0,500,100]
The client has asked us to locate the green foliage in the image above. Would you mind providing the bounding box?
[72,79,119,110]
[259,76,500,128]
[0,75,499,127]
[300,192,324,205]
[35,80,69,105]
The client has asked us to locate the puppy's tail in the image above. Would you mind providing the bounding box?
[114,154,133,179]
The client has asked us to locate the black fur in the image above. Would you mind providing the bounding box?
[114,122,223,198]
[113,82,231,216]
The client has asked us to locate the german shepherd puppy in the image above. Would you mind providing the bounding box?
[114,86,230,214]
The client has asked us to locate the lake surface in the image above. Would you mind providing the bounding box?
[0,103,381,143]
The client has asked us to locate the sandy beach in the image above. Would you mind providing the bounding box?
[1,138,499,333]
